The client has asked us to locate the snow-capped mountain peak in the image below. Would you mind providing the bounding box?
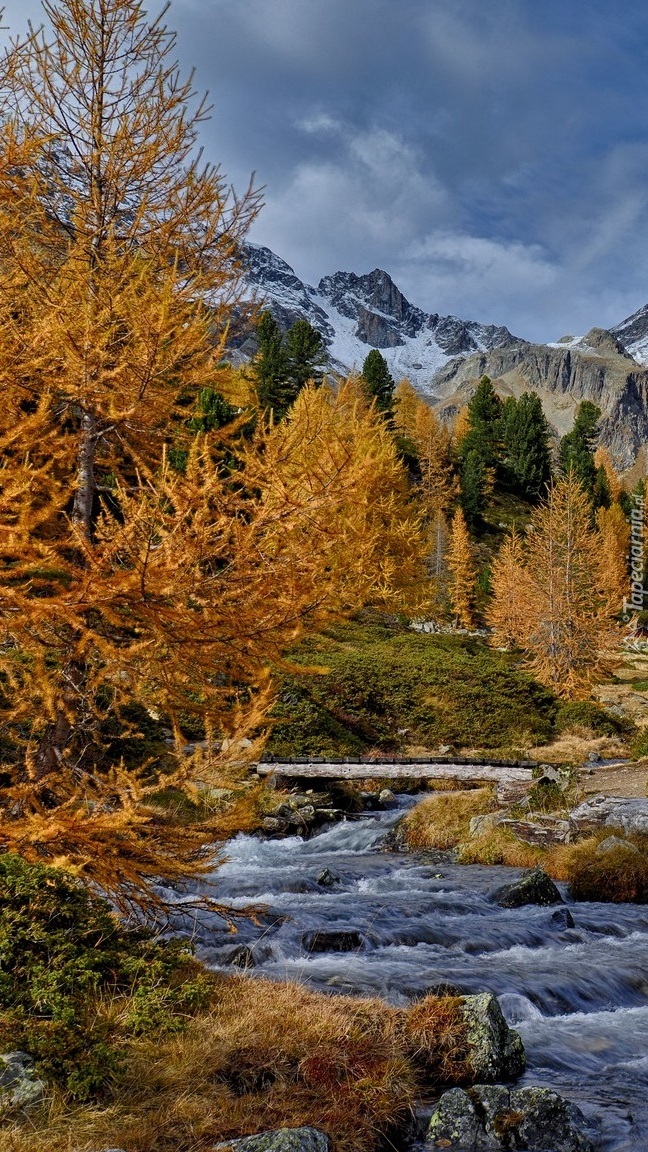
[242,244,521,393]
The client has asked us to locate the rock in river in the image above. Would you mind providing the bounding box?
[460,993,525,1081]
[491,868,563,908]
[302,929,365,953]
[426,1084,593,1150]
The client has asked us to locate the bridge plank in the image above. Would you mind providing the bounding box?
[255,761,535,783]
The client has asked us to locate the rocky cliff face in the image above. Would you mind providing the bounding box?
[434,329,648,468]
[241,242,648,469]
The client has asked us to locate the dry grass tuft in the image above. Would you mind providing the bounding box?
[401,788,496,850]
[528,731,629,764]
[457,829,546,869]
[0,977,468,1152]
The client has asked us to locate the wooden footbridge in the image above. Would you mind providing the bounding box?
[256,756,538,789]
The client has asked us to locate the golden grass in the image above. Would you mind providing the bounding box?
[527,732,629,765]
[457,829,547,868]
[400,788,496,851]
[0,976,468,1152]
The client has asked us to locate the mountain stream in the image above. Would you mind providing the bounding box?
[168,797,648,1151]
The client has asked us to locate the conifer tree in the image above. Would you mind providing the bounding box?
[393,378,420,440]
[361,349,395,416]
[460,376,503,469]
[255,310,289,411]
[447,508,477,628]
[486,531,528,648]
[593,446,622,504]
[284,318,326,391]
[501,392,552,501]
[559,401,601,498]
[513,476,617,696]
[0,0,419,898]
[460,448,489,526]
[254,312,326,419]
[596,503,630,613]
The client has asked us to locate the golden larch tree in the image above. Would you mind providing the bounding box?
[446,508,477,628]
[486,530,529,649]
[594,446,623,504]
[516,476,618,696]
[393,378,420,441]
[596,503,630,613]
[0,0,423,900]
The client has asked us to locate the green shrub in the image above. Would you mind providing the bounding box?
[0,855,212,1098]
[632,728,648,759]
[266,622,556,758]
[554,701,629,737]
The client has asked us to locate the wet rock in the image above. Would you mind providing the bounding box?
[460,993,525,1081]
[227,945,256,969]
[597,834,639,854]
[0,1052,45,1114]
[261,816,290,834]
[315,867,339,887]
[213,1128,329,1152]
[302,929,365,953]
[570,795,648,836]
[426,1084,593,1150]
[491,868,564,908]
[378,788,396,806]
[550,906,576,929]
[587,751,602,763]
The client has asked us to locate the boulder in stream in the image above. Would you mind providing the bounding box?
[213,1128,329,1152]
[426,1084,593,1150]
[302,929,365,953]
[460,993,525,1081]
[490,868,564,908]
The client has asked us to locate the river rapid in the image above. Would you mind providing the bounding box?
[169,798,648,1152]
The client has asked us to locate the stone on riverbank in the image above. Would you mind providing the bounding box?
[426,1084,593,1150]
[460,993,525,1081]
[570,795,648,836]
[214,1128,329,1151]
[491,867,564,908]
[0,1052,45,1114]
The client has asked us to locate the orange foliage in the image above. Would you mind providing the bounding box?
[446,508,477,628]
[0,0,424,900]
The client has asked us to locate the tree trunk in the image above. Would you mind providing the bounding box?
[71,410,97,540]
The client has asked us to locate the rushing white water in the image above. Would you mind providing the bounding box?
[171,798,648,1151]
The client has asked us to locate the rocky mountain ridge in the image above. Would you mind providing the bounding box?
[241,243,648,468]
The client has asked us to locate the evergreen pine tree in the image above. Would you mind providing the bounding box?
[460,376,503,469]
[255,310,288,413]
[460,448,489,526]
[283,318,327,391]
[254,313,326,420]
[559,401,601,497]
[361,349,396,416]
[501,392,552,501]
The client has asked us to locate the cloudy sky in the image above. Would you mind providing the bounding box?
[4,0,648,341]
